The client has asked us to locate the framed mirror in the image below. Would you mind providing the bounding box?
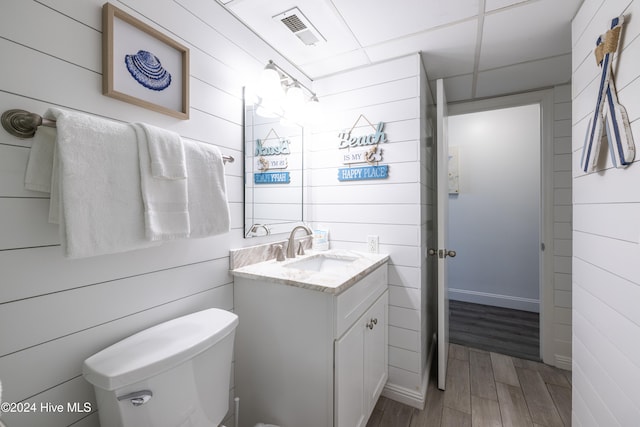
[244,91,304,238]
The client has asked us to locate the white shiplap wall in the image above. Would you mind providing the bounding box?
[309,54,435,408]
[0,1,306,426]
[572,0,640,425]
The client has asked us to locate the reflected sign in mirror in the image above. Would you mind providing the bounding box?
[244,91,304,238]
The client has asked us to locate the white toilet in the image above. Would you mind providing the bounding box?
[83,308,238,427]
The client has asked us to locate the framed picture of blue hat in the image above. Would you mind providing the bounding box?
[102,3,189,119]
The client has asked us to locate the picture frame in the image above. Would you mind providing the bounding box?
[102,2,190,119]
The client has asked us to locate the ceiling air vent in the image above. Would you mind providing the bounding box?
[273,7,326,46]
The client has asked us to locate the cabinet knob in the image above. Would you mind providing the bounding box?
[366,318,378,329]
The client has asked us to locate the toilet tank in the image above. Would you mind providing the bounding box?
[83,308,238,427]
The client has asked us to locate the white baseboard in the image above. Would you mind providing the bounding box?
[555,354,572,371]
[449,288,540,313]
[382,333,437,410]
[382,382,425,410]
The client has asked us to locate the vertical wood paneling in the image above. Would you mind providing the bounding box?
[0,1,302,426]
[572,0,640,424]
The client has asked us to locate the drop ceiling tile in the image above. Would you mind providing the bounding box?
[441,74,474,102]
[485,0,529,12]
[366,19,478,79]
[331,0,478,46]
[299,49,372,79]
[226,0,361,65]
[479,0,577,70]
[476,54,571,98]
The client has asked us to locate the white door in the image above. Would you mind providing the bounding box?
[436,79,454,390]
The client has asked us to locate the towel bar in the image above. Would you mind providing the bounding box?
[1,109,234,164]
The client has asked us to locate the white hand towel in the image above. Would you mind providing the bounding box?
[142,123,187,179]
[24,125,57,193]
[45,108,157,258]
[183,139,230,238]
[134,123,190,241]
[49,143,60,224]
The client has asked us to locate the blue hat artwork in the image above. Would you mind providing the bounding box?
[124,50,172,91]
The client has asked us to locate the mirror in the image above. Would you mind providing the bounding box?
[244,92,304,238]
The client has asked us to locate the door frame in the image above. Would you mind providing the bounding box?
[447,89,555,365]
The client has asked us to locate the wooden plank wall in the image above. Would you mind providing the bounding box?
[0,1,306,426]
[572,0,640,425]
[309,54,431,407]
[552,83,573,370]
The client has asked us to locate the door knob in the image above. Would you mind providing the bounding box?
[433,249,457,258]
[428,248,437,256]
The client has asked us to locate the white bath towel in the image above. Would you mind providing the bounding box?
[134,123,190,241]
[24,125,57,193]
[45,108,157,258]
[183,139,230,238]
[142,123,187,179]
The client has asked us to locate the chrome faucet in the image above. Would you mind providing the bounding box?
[286,225,313,258]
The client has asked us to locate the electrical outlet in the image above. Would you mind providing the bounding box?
[367,235,379,253]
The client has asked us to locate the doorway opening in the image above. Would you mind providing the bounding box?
[447,104,541,360]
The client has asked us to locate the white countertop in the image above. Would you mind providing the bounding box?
[230,249,389,295]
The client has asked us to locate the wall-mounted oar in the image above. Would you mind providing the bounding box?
[581,16,635,172]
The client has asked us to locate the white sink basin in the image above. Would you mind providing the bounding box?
[285,253,358,272]
[230,249,389,294]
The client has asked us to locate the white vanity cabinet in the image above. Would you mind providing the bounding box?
[335,290,388,427]
[233,260,388,427]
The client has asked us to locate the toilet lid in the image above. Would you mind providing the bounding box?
[82,308,238,390]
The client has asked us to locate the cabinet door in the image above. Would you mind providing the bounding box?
[335,316,366,427]
[364,291,388,415]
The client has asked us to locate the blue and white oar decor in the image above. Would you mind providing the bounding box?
[581,15,635,173]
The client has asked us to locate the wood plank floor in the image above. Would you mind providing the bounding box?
[367,344,571,427]
[449,300,540,361]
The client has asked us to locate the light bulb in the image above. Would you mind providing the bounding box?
[285,82,304,110]
[258,61,284,104]
[284,81,305,123]
[303,95,324,126]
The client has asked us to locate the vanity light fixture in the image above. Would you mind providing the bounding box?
[255,60,323,126]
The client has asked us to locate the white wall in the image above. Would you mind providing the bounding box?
[0,1,306,426]
[309,54,435,408]
[572,0,640,425]
[447,104,541,312]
